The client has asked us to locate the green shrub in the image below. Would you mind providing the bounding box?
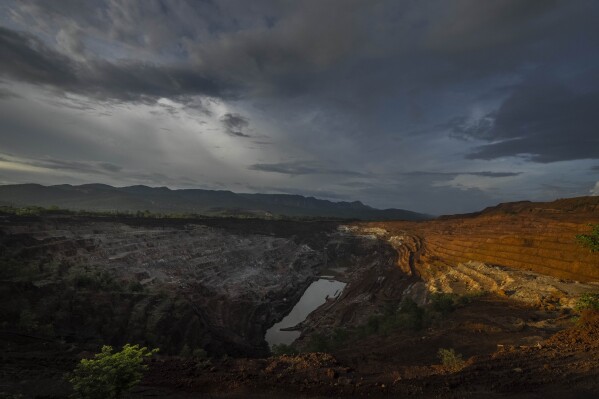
[430,293,458,314]
[575,293,599,311]
[576,224,599,252]
[396,297,425,330]
[438,348,465,372]
[456,290,487,305]
[68,344,158,399]
[429,291,486,313]
[192,348,208,359]
[180,345,208,359]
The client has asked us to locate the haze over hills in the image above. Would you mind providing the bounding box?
[0,183,430,220]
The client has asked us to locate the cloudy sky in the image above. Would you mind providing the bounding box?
[0,0,598,214]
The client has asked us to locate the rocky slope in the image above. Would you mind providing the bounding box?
[361,196,599,290]
[0,215,353,357]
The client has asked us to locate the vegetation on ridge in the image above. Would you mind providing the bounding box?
[576,224,599,253]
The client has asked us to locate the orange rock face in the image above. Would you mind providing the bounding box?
[364,196,599,282]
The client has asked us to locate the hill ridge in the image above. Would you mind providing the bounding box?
[0,183,429,221]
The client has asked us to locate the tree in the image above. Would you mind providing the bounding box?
[68,344,158,399]
[576,224,599,253]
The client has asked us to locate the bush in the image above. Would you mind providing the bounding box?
[68,344,158,399]
[180,345,208,359]
[576,224,599,252]
[192,348,208,359]
[575,293,599,312]
[438,348,465,372]
[430,293,458,314]
[395,297,426,330]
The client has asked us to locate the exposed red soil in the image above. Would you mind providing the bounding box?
[364,196,599,281]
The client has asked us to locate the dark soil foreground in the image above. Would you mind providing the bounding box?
[3,309,597,398]
[134,310,599,399]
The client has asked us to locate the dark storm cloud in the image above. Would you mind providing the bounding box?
[470,171,520,178]
[447,114,496,141]
[0,26,230,101]
[0,27,77,86]
[1,0,598,213]
[250,161,367,177]
[463,79,599,162]
[220,113,251,138]
[98,162,123,173]
[5,1,596,103]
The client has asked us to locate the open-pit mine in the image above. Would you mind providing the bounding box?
[1,196,599,398]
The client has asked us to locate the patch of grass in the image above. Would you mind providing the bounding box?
[575,293,599,312]
[438,348,466,372]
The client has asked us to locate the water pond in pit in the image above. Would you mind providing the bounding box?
[265,278,346,347]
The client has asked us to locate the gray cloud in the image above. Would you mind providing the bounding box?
[0,26,230,101]
[97,162,123,173]
[400,171,521,178]
[1,154,123,176]
[4,1,597,103]
[220,113,251,137]
[250,161,367,177]
[447,113,496,141]
[470,171,520,178]
[462,77,599,163]
[0,87,20,99]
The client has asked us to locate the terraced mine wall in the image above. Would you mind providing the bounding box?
[0,215,402,357]
[362,196,599,290]
[364,197,599,282]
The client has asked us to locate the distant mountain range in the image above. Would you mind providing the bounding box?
[0,183,430,221]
